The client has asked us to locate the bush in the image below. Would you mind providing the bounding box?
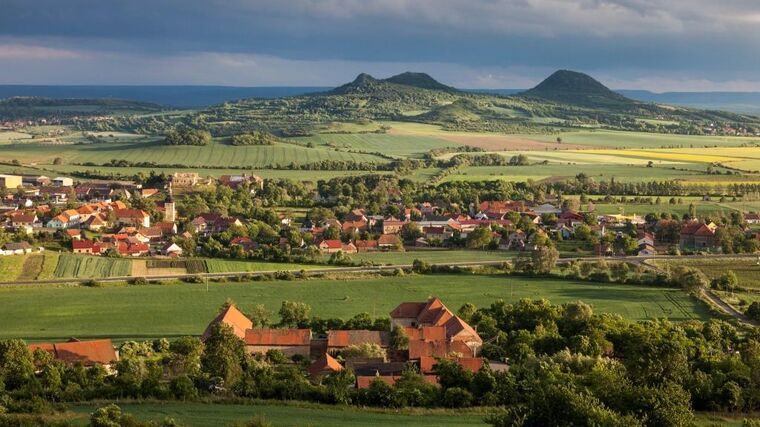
[130,277,148,286]
[443,387,473,408]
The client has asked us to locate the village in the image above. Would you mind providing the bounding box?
[0,171,753,261]
[28,297,494,391]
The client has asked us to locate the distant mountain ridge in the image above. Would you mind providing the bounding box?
[329,72,458,95]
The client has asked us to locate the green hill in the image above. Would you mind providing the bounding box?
[383,72,458,92]
[520,70,635,108]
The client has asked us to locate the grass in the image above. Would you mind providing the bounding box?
[330,250,517,265]
[0,255,29,280]
[0,138,388,169]
[68,401,489,427]
[441,164,710,184]
[293,132,456,158]
[0,274,711,341]
[204,259,325,273]
[653,258,760,289]
[53,254,132,278]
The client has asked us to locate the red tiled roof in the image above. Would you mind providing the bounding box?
[327,330,390,348]
[308,353,343,378]
[404,325,447,342]
[355,240,378,249]
[378,234,400,245]
[114,209,148,219]
[244,328,311,346]
[389,302,426,319]
[29,339,117,366]
[408,340,473,359]
[320,240,343,249]
[202,304,253,341]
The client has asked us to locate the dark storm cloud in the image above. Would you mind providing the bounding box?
[1,1,760,89]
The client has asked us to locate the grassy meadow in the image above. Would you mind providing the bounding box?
[67,402,489,427]
[653,258,760,289]
[0,274,711,341]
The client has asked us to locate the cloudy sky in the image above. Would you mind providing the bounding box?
[2,0,760,91]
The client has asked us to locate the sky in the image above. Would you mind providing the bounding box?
[2,0,760,91]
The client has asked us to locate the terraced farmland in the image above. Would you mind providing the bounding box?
[53,254,132,278]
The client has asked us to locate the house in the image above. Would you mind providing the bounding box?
[382,219,406,235]
[0,174,22,189]
[82,214,108,231]
[503,230,527,250]
[419,356,484,374]
[22,175,51,186]
[161,242,183,257]
[745,213,760,225]
[377,234,402,251]
[422,225,453,241]
[113,209,150,228]
[318,240,343,254]
[171,172,199,187]
[28,339,118,368]
[11,213,38,229]
[2,242,33,255]
[355,240,379,252]
[117,242,150,256]
[680,222,717,249]
[218,174,264,190]
[66,229,82,240]
[638,244,656,256]
[637,231,655,247]
[52,177,74,187]
[72,239,102,255]
[230,236,258,251]
[389,297,482,353]
[202,304,253,341]
[244,328,312,358]
[308,353,343,381]
[533,203,561,215]
[326,330,390,354]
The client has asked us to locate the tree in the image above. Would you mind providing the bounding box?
[201,323,246,386]
[467,226,493,249]
[0,339,34,390]
[341,343,386,359]
[746,302,760,322]
[278,301,311,327]
[389,325,409,350]
[400,222,422,242]
[531,245,559,274]
[250,304,271,328]
[713,271,739,292]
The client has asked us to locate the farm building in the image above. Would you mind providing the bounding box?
[29,339,118,368]
[202,304,253,341]
[244,329,312,358]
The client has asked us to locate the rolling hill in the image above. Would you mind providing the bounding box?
[519,70,635,108]
[58,70,760,137]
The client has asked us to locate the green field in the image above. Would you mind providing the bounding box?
[293,132,456,158]
[511,129,760,149]
[331,250,517,265]
[0,274,710,341]
[38,164,386,181]
[68,402,488,427]
[204,259,326,273]
[53,254,132,278]
[653,258,760,289]
[0,138,387,168]
[441,164,710,184]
